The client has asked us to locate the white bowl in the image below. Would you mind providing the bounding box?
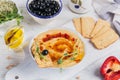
[26,0,63,25]
[29,28,85,69]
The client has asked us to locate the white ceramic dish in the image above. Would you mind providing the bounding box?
[68,0,89,14]
[26,0,63,25]
[29,28,85,69]
[4,25,25,49]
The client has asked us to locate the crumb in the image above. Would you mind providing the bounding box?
[6,56,13,60]
[76,76,80,80]
[6,64,16,70]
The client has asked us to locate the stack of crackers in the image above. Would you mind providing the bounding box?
[73,17,119,49]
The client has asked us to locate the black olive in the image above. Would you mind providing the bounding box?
[30,1,35,5]
[45,0,49,3]
[48,13,52,16]
[37,0,43,2]
[41,12,46,16]
[32,4,38,9]
[29,0,60,17]
[52,1,56,4]
[42,5,46,9]
[33,0,38,2]
[33,11,38,15]
[42,50,49,55]
[37,1,41,5]
[37,12,41,15]
[53,10,57,14]
[45,8,52,13]
[38,6,42,10]
[50,5,54,8]
[46,3,50,7]
[29,4,33,10]
[41,3,45,6]
[46,13,51,16]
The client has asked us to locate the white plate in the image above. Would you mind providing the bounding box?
[5,21,120,80]
[28,27,84,69]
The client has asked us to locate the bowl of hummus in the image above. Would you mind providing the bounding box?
[30,29,85,68]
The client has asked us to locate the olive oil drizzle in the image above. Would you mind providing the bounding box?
[7,26,23,45]
[57,39,80,65]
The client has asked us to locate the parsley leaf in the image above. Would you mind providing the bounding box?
[57,59,63,64]
[70,57,75,60]
[36,46,39,53]
[39,54,44,60]
[73,53,78,56]
[64,53,68,56]
[35,43,44,60]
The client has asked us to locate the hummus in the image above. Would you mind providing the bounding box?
[31,29,84,68]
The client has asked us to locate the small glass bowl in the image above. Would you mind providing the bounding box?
[4,25,24,49]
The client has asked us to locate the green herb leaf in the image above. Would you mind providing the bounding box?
[57,59,63,64]
[36,46,39,53]
[74,53,78,56]
[16,15,24,26]
[0,1,24,25]
[35,43,44,60]
[64,53,68,56]
[70,57,75,60]
[40,54,44,60]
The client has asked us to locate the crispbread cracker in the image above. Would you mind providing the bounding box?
[92,23,110,39]
[81,17,96,38]
[90,19,110,38]
[91,28,119,49]
[73,18,81,34]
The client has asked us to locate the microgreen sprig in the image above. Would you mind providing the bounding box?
[57,53,71,64]
[35,42,44,60]
[0,1,24,25]
[57,52,78,65]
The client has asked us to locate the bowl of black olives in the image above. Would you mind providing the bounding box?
[26,0,62,24]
